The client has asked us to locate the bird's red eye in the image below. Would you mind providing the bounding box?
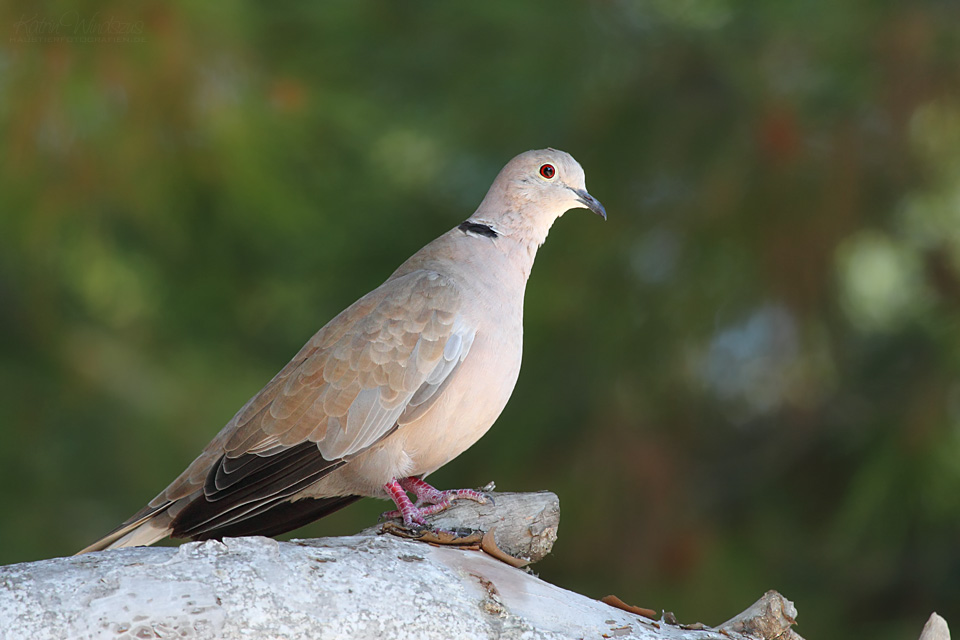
[539,164,556,179]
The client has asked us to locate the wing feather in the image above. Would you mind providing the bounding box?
[131,270,478,541]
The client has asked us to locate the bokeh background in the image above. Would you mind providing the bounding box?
[3,2,960,638]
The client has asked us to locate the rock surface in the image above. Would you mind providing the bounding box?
[3,534,753,640]
[1,491,808,640]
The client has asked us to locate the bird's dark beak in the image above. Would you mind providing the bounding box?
[571,188,607,220]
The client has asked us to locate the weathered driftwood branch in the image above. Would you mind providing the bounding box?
[10,489,937,640]
[364,488,561,565]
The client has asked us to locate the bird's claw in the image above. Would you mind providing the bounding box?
[379,507,427,525]
[383,477,497,527]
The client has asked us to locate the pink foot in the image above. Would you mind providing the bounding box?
[381,477,490,525]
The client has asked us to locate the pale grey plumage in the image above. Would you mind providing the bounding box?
[78,148,604,554]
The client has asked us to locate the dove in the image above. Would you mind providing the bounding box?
[78,148,605,553]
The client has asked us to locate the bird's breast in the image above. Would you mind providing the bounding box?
[395,310,523,477]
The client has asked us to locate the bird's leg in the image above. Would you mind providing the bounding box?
[381,477,490,524]
[383,479,428,526]
[400,476,489,510]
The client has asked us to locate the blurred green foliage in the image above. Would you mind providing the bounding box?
[2,2,960,638]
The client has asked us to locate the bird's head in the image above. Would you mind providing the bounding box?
[471,148,606,246]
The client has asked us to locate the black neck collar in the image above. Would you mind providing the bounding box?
[458,221,498,239]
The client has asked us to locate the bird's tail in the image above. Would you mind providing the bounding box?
[74,493,362,554]
[75,505,174,555]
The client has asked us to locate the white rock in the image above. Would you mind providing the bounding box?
[0,535,741,640]
[919,612,951,640]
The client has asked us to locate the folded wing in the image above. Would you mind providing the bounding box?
[84,270,477,549]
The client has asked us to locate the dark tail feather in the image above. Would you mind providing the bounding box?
[180,494,362,541]
[169,441,347,539]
